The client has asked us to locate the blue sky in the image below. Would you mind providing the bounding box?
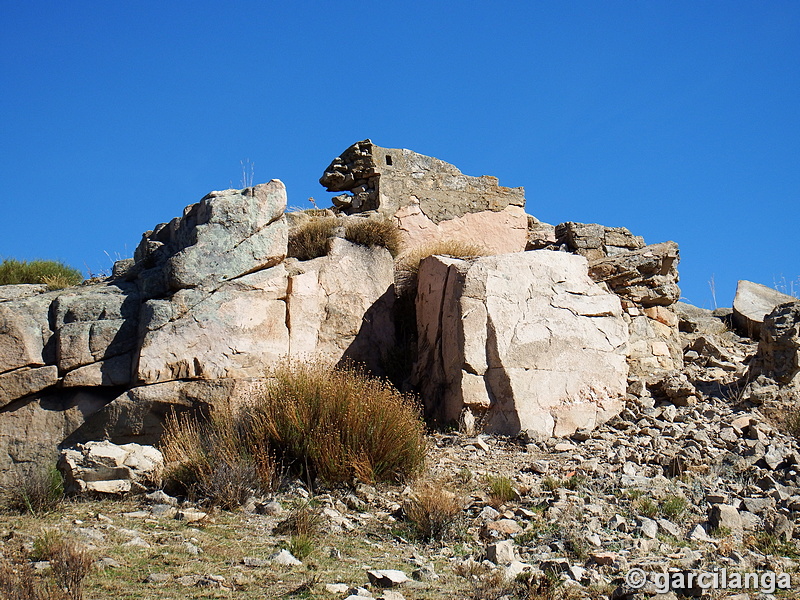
[2,1,798,308]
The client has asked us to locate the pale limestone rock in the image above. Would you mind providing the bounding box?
[137,265,289,384]
[61,354,133,387]
[58,440,163,494]
[0,389,112,487]
[286,239,395,373]
[413,251,628,437]
[733,280,795,340]
[0,365,59,408]
[394,204,528,255]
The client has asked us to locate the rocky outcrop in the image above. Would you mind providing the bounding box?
[0,180,399,486]
[750,300,800,385]
[320,140,528,255]
[286,238,395,373]
[58,440,163,495]
[732,280,795,340]
[413,251,628,437]
[129,182,288,296]
[555,222,645,261]
[587,241,680,308]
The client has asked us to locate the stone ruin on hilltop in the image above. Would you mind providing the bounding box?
[1,139,798,487]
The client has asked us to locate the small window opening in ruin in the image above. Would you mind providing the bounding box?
[385,155,393,166]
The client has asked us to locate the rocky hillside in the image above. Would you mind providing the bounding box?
[1,140,799,599]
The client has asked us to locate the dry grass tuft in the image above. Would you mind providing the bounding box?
[287,217,339,261]
[0,465,64,515]
[486,475,517,508]
[162,363,426,503]
[49,540,94,600]
[161,411,275,509]
[396,240,488,297]
[248,362,426,486]
[404,480,464,541]
[343,218,403,257]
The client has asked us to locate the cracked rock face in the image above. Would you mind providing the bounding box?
[413,250,629,437]
[751,300,800,385]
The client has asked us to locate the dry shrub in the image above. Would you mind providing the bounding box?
[396,240,488,296]
[50,540,93,600]
[248,363,426,485]
[276,500,323,537]
[343,218,403,257]
[0,557,65,600]
[161,410,275,509]
[0,465,64,514]
[404,480,464,541]
[287,217,339,260]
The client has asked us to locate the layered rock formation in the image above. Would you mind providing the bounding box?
[413,251,629,437]
[320,140,528,255]
[0,180,394,485]
[0,139,724,489]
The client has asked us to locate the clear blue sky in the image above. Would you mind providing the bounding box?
[2,1,798,308]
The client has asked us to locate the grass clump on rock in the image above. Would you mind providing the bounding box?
[343,217,403,257]
[0,258,83,290]
[162,363,426,507]
[287,217,338,261]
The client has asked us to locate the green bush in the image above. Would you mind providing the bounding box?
[0,258,83,289]
[344,218,403,257]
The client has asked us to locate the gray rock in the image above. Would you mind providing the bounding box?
[732,280,795,340]
[750,300,800,385]
[588,241,681,307]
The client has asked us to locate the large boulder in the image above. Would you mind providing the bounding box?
[413,251,629,437]
[750,301,800,385]
[58,440,164,495]
[136,264,290,384]
[0,389,114,488]
[130,181,288,296]
[732,280,795,340]
[320,140,528,255]
[286,238,395,373]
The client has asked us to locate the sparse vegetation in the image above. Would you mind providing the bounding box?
[0,258,83,289]
[343,217,403,257]
[161,410,275,509]
[287,217,339,261]
[0,464,64,515]
[162,363,426,496]
[403,480,464,541]
[246,362,426,486]
[49,539,94,600]
[398,239,487,277]
[486,475,517,507]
